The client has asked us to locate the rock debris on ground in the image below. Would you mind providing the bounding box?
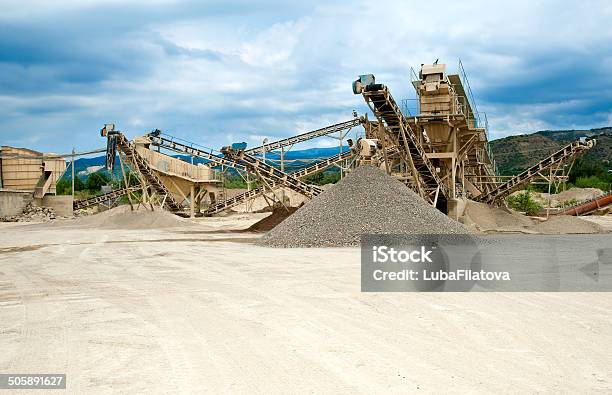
[0,203,57,222]
[258,165,469,248]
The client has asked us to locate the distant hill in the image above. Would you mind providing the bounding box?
[490,127,612,176]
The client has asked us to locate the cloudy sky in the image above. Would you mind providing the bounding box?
[1,0,611,153]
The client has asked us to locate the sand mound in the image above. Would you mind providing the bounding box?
[462,199,606,234]
[528,187,605,207]
[463,200,534,233]
[66,205,196,229]
[258,165,469,248]
[532,216,606,234]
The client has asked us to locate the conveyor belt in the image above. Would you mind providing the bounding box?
[222,150,324,198]
[73,186,139,210]
[290,150,353,179]
[147,133,323,199]
[476,138,595,205]
[360,84,448,202]
[115,134,183,212]
[245,118,361,155]
[206,150,353,214]
[147,135,248,172]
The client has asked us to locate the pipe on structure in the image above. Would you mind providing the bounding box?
[559,191,612,216]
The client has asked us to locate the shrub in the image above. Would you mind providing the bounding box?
[507,190,543,216]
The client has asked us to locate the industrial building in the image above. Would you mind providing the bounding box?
[0,146,69,216]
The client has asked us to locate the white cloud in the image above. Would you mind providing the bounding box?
[2,0,612,152]
[239,20,306,67]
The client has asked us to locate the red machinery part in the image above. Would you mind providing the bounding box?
[560,191,612,216]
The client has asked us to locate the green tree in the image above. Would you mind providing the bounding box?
[56,176,85,194]
[223,175,248,189]
[85,172,110,191]
[56,178,71,195]
[305,170,341,185]
[74,176,85,191]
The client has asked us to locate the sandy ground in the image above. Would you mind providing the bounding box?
[581,215,612,231]
[1,214,611,393]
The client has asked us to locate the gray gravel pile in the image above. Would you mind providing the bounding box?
[258,165,469,248]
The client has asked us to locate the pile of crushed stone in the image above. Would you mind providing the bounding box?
[0,203,57,222]
[258,165,469,248]
[247,206,298,232]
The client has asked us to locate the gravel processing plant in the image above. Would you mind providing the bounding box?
[1,61,611,393]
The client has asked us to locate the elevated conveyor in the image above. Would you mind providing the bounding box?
[206,150,353,214]
[221,147,324,198]
[147,134,248,172]
[146,133,323,199]
[73,186,139,210]
[476,138,595,205]
[102,126,183,212]
[245,118,362,155]
[354,76,448,203]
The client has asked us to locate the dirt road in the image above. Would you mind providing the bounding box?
[0,217,611,393]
